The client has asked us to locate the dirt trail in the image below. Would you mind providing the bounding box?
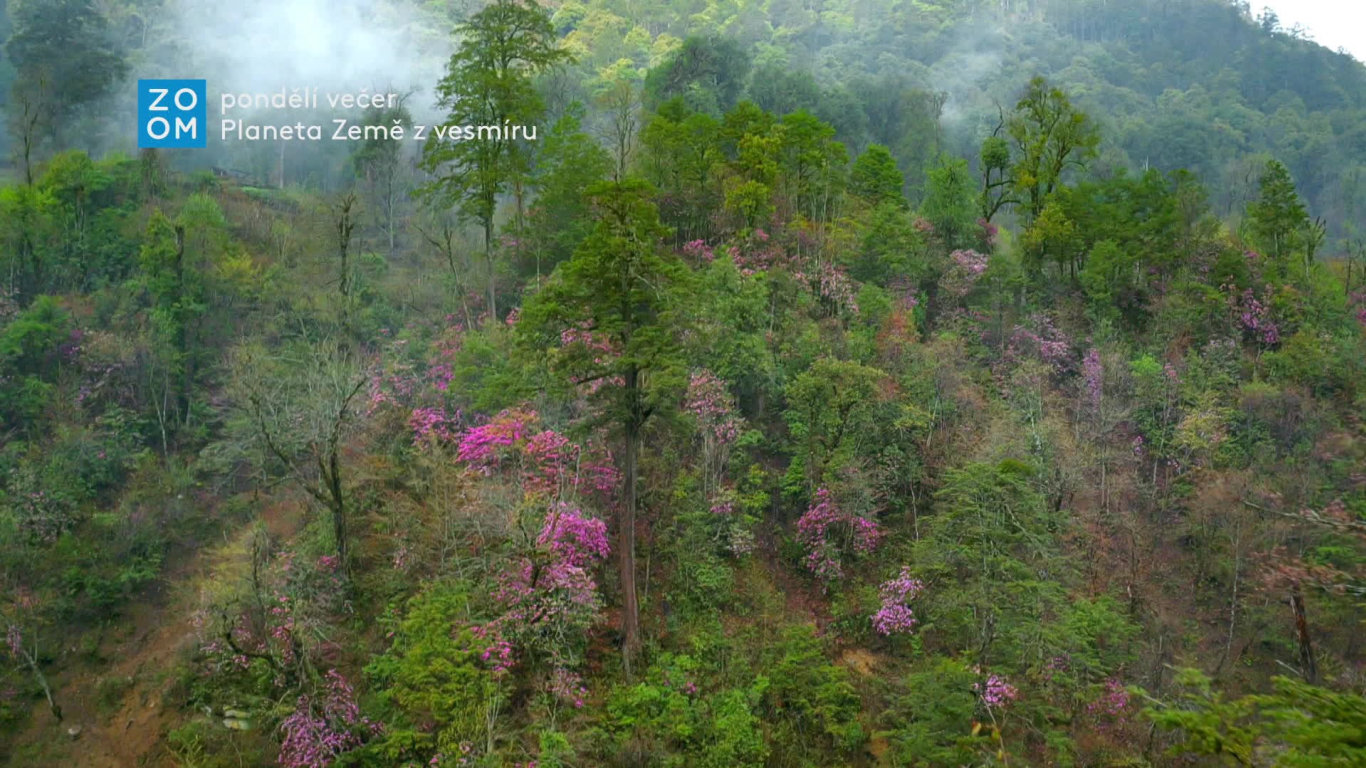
[4,518,274,768]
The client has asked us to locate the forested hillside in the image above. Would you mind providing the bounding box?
[2,0,1365,766]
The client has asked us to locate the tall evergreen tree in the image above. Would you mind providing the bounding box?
[518,178,693,674]
[1247,158,1309,264]
[420,0,569,319]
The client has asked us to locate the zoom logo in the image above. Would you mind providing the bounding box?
[138,79,207,148]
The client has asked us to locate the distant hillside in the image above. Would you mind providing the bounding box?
[544,0,1366,242]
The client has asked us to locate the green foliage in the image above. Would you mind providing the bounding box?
[849,144,905,209]
[1148,669,1366,766]
[519,178,693,428]
[921,154,977,251]
[644,35,751,115]
[1008,76,1101,223]
[882,658,984,767]
[782,357,884,493]
[0,294,70,427]
[365,584,496,763]
[1246,159,1309,264]
[759,625,865,761]
[523,104,613,274]
[603,654,769,768]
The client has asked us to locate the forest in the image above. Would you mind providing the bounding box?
[1,0,1365,766]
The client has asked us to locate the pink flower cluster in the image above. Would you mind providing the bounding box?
[685,370,741,445]
[942,250,989,299]
[277,670,380,768]
[537,504,611,568]
[410,406,461,445]
[870,567,925,636]
[455,408,619,500]
[455,409,533,469]
[1007,314,1072,373]
[1087,678,1131,720]
[1234,286,1281,346]
[795,488,881,582]
[682,239,716,263]
[973,674,1018,709]
[1082,347,1103,408]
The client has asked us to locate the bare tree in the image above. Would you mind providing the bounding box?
[230,337,368,569]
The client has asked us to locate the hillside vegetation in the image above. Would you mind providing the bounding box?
[2,1,1365,766]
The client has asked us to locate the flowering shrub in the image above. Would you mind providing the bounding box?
[1086,677,1131,724]
[795,488,881,582]
[1082,347,1103,409]
[453,408,617,502]
[1232,285,1281,346]
[472,505,609,696]
[870,567,925,636]
[941,249,989,300]
[810,261,859,317]
[196,549,346,686]
[456,408,534,469]
[409,406,461,445]
[972,673,1019,709]
[682,239,715,263]
[685,370,742,496]
[277,669,380,768]
[1007,314,1073,374]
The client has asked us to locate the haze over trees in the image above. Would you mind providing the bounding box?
[2,1,1366,766]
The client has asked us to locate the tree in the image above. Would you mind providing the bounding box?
[1246,159,1308,265]
[1008,77,1100,223]
[979,129,1015,225]
[777,110,847,221]
[848,144,905,209]
[643,35,751,115]
[230,338,367,570]
[351,100,412,257]
[518,178,692,674]
[922,154,978,250]
[420,0,569,319]
[523,104,612,275]
[4,0,126,182]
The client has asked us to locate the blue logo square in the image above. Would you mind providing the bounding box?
[138,79,207,148]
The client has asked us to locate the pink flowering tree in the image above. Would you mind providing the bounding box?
[870,567,925,636]
[1230,284,1282,348]
[471,504,610,713]
[940,249,989,303]
[684,369,742,498]
[795,488,881,583]
[278,669,380,768]
[453,407,618,504]
[1006,313,1073,375]
[197,548,347,691]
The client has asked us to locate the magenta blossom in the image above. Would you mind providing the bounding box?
[870,567,925,635]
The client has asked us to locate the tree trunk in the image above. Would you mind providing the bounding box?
[482,217,497,321]
[1290,584,1317,684]
[323,448,349,569]
[619,370,643,677]
[17,646,59,722]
